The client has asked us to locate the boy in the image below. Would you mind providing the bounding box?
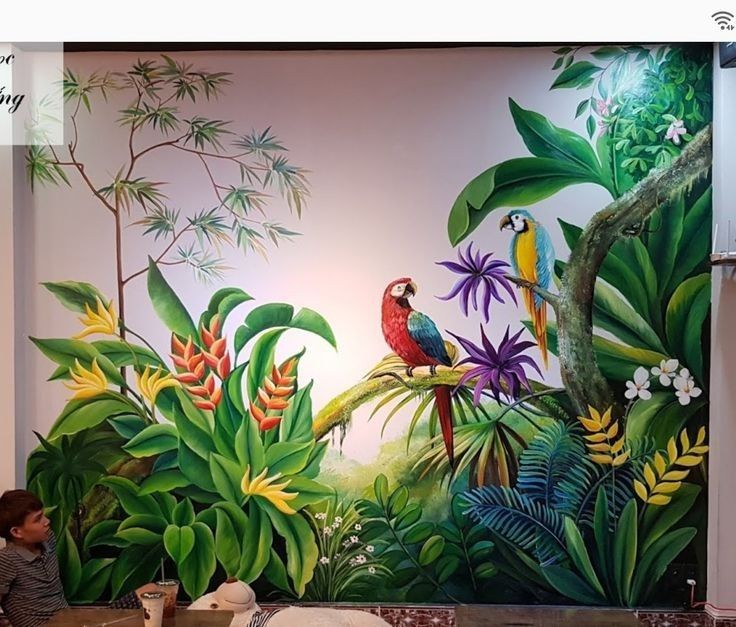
[0,490,68,627]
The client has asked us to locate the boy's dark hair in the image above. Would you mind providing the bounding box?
[0,489,44,541]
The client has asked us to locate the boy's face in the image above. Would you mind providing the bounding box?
[11,509,50,544]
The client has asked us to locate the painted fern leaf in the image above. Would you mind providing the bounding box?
[461,486,566,566]
[517,421,585,508]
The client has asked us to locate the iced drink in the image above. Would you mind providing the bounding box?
[155,579,179,618]
[140,591,165,627]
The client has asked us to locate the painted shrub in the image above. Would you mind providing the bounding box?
[25,44,711,607]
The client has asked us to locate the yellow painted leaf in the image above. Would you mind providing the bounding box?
[680,429,691,452]
[690,445,709,455]
[667,437,678,464]
[587,405,601,423]
[579,417,601,432]
[653,452,667,476]
[653,481,681,494]
[606,422,619,439]
[647,494,672,506]
[644,463,657,489]
[661,469,690,481]
[677,455,702,467]
[589,453,613,465]
[600,407,613,429]
[584,433,608,443]
[587,442,611,453]
[634,480,649,502]
[610,438,625,454]
[612,451,629,467]
[695,426,706,446]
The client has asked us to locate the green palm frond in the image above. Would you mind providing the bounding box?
[233,126,287,158]
[222,185,269,216]
[263,155,311,217]
[62,69,119,108]
[175,243,231,283]
[262,222,300,246]
[98,171,167,213]
[462,486,566,566]
[234,224,267,258]
[131,206,179,241]
[188,207,233,249]
[365,352,407,378]
[517,421,585,508]
[118,101,180,134]
[184,116,233,151]
[25,146,71,191]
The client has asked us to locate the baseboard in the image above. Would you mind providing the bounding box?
[706,605,736,620]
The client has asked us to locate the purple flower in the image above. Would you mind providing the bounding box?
[448,325,543,405]
[436,243,517,322]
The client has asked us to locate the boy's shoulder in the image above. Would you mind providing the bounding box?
[0,531,56,563]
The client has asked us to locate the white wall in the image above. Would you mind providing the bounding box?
[12,47,613,479]
[707,48,736,619]
[0,144,15,501]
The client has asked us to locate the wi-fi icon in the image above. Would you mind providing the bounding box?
[712,10,735,29]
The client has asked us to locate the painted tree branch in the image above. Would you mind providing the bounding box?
[507,276,560,312]
[557,123,712,415]
[312,364,553,440]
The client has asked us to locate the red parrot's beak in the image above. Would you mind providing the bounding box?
[405,281,417,297]
[499,215,512,230]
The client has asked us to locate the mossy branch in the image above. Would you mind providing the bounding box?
[312,364,553,440]
[507,276,560,313]
[557,123,712,415]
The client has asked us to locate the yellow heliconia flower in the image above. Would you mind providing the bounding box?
[136,366,180,404]
[63,358,108,400]
[73,296,118,339]
[241,465,298,515]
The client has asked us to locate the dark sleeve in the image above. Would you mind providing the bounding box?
[0,554,15,596]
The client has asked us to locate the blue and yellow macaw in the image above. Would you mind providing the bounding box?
[500,210,555,369]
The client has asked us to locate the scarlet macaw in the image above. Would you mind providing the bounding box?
[381,278,455,466]
[500,210,555,369]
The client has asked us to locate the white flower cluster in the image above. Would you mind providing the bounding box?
[625,360,702,406]
[314,510,379,577]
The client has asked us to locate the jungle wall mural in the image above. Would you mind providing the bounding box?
[18,44,712,608]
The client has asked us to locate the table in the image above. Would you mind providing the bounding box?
[46,608,234,627]
[456,605,641,626]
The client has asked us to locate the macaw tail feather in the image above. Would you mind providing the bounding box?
[522,287,549,370]
[434,385,454,468]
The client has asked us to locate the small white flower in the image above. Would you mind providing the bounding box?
[331,522,340,530]
[343,540,351,548]
[334,516,343,524]
[368,566,376,574]
[335,553,341,558]
[366,545,375,553]
[665,119,687,145]
[625,366,652,400]
[355,554,367,564]
[315,512,327,520]
[354,523,362,531]
[323,526,334,536]
[674,369,702,406]
[651,359,679,386]
[319,556,330,565]
[350,535,359,544]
